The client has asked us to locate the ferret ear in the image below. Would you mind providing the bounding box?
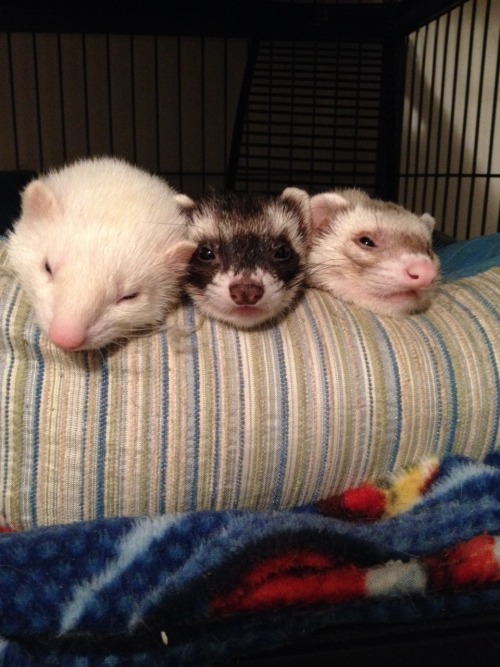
[175,193,195,210]
[280,186,311,220]
[21,180,59,222]
[164,240,197,267]
[420,213,436,232]
[280,188,310,214]
[281,187,309,206]
[310,192,350,232]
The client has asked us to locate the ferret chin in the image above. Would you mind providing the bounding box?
[307,188,440,317]
[179,188,312,329]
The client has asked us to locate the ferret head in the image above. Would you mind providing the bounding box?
[7,157,195,350]
[307,189,440,316]
[180,188,311,328]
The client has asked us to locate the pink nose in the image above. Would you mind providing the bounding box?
[403,259,437,288]
[49,322,87,350]
[229,282,264,306]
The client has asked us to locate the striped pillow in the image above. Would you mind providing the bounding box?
[0,237,498,530]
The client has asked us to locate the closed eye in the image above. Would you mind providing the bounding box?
[118,292,139,303]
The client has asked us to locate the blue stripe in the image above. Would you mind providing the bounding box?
[60,515,179,634]
[271,327,289,509]
[209,319,222,509]
[95,352,110,518]
[233,330,245,506]
[406,318,444,446]
[184,307,200,510]
[79,355,91,521]
[158,332,169,515]
[301,299,330,497]
[461,280,500,321]
[31,328,45,527]
[373,321,402,468]
[446,284,499,453]
[345,310,375,480]
[419,315,458,454]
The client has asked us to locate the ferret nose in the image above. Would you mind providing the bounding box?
[403,259,437,288]
[229,281,264,306]
[49,322,87,350]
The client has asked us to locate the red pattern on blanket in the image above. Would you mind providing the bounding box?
[212,459,500,615]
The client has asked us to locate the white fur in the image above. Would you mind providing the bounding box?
[191,268,295,329]
[7,156,196,350]
[307,189,440,317]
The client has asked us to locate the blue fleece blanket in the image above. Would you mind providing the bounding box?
[438,232,500,279]
[0,453,499,666]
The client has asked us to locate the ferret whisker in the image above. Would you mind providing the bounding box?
[92,346,108,362]
[306,259,352,277]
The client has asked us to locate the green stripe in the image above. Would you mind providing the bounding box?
[8,286,33,528]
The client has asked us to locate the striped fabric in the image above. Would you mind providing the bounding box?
[0,239,498,529]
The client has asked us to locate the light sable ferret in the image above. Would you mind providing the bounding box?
[179,188,312,329]
[307,189,440,316]
[7,157,195,350]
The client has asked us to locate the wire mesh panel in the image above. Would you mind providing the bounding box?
[0,0,497,239]
[399,0,499,239]
[227,38,384,195]
[0,32,249,196]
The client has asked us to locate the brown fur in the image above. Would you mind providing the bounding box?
[307,188,440,317]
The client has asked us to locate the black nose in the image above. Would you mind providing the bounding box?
[229,282,264,305]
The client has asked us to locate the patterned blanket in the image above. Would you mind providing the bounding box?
[1,453,499,665]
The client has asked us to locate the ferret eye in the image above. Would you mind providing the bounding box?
[274,244,292,261]
[119,292,139,303]
[196,246,216,262]
[358,236,376,248]
[44,261,52,275]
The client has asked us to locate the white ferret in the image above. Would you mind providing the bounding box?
[180,188,311,329]
[307,189,440,316]
[7,156,195,350]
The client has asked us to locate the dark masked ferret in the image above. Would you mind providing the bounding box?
[180,188,311,328]
[307,189,440,316]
